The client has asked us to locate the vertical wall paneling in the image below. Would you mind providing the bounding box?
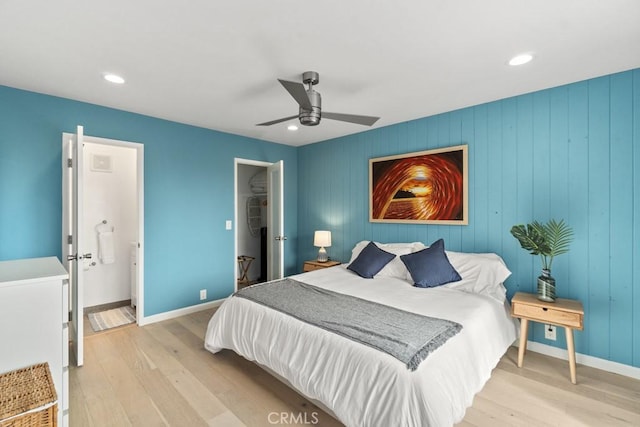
[531,92,553,345]
[297,69,639,367]
[609,72,634,365]
[350,135,364,258]
[473,105,489,250]
[548,88,570,296]
[436,114,452,246]
[587,77,612,360]
[486,103,503,254]
[500,98,520,295]
[502,99,540,294]
[460,108,476,251]
[448,110,463,250]
[518,94,542,342]
[566,81,590,354]
[632,69,640,368]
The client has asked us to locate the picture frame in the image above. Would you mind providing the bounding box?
[369,144,468,225]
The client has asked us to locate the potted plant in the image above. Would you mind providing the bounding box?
[510,219,574,302]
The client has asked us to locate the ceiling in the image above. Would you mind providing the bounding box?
[1,1,639,147]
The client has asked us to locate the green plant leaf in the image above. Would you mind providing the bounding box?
[543,219,574,269]
[510,223,548,255]
[510,219,573,271]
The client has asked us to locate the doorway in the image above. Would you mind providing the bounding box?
[236,163,268,287]
[81,142,139,335]
[62,127,144,365]
[235,159,285,288]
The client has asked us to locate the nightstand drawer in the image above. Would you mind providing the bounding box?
[302,260,340,272]
[513,303,582,328]
[303,263,324,272]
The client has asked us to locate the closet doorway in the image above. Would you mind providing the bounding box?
[235,159,285,289]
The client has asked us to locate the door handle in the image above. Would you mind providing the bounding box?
[67,253,93,261]
[274,236,288,241]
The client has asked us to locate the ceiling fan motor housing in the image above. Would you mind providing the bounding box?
[299,90,322,126]
[256,70,379,127]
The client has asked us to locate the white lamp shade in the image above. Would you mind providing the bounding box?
[313,230,331,247]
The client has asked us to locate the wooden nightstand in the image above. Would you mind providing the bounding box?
[303,260,341,272]
[511,291,584,384]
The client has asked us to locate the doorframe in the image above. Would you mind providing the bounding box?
[234,158,273,290]
[69,134,145,326]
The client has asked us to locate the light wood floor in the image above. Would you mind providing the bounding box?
[70,308,640,426]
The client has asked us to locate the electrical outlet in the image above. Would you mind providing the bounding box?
[544,324,556,340]
[200,289,207,301]
[225,220,232,230]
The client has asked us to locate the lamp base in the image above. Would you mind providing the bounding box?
[317,247,328,263]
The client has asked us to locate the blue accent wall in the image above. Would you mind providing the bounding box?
[298,69,640,368]
[0,85,298,316]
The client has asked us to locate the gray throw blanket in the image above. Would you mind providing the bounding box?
[235,278,462,371]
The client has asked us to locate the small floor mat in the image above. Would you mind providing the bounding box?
[88,306,136,332]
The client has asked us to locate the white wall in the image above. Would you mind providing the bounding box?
[82,142,138,307]
[237,164,267,282]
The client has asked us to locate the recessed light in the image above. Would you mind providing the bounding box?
[287,124,299,131]
[103,73,125,84]
[508,53,534,66]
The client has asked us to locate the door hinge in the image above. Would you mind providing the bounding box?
[67,158,72,168]
[67,235,73,244]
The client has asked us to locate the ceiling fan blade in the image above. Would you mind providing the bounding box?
[256,115,299,126]
[323,112,380,126]
[278,79,312,110]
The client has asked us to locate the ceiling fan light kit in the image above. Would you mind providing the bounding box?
[257,71,380,128]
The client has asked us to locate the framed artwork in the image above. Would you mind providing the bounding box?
[369,144,468,225]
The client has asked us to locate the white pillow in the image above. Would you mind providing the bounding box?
[349,241,424,280]
[443,251,512,302]
[349,241,511,301]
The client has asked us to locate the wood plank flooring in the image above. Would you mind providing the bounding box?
[70,308,640,426]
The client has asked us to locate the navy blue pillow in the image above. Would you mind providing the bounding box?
[347,241,396,279]
[400,239,461,288]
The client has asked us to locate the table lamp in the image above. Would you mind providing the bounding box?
[314,230,331,262]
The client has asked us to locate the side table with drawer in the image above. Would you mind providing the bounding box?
[511,291,584,384]
[302,260,341,272]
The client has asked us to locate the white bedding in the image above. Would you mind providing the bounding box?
[205,265,518,427]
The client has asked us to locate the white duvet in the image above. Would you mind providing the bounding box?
[205,265,518,427]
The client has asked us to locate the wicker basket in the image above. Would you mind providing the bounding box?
[0,363,57,427]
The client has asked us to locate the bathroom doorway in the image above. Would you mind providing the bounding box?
[81,141,140,335]
[62,128,144,364]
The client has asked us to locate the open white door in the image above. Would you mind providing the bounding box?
[267,160,285,280]
[62,126,87,366]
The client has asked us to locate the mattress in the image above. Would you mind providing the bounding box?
[205,265,518,426]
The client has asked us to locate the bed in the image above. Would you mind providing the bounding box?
[205,240,519,426]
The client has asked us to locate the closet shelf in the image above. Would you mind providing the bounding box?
[246,196,264,237]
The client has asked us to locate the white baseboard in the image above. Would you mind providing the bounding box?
[139,298,225,326]
[518,340,640,380]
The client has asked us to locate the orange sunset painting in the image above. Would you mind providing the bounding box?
[370,145,468,224]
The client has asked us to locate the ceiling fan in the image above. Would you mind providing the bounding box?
[256,71,380,127]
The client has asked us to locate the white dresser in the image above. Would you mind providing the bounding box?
[0,257,69,427]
